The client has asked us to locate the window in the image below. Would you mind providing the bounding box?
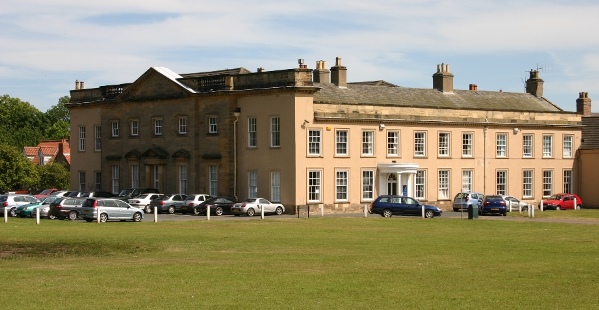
[438,132,450,157]
[78,126,86,151]
[387,131,399,156]
[208,116,218,134]
[496,170,507,195]
[179,165,188,194]
[130,119,139,136]
[79,171,86,191]
[496,134,507,157]
[209,165,218,196]
[130,165,139,188]
[248,171,258,198]
[362,131,374,156]
[523,170,533,198]
[308,170,322,202]
[362,170,374,201]
[462,170,473,192]
[462,133,473,157]
[523,134,533,158]
[414,131,426,157]
[95,171,102,191]
[335,170,349,201]
[543,170,553,197]
[178,117,187,134]
[154,118,163,135]
[94,125,101,151]
[563,135,573,158]
[563,170,572,194]
[111,165,119,194]
[415,170,426,199]
[438,170,449,200]
[248,118,257,148]
[271,171,281,202]
[111,121,119,137]
[153,166,160,189]
[271,117,280,147]
[335,130,348,156]
[543,135,553,157]
[308,129,321,156]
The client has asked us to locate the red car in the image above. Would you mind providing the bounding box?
[34,188,60,199]
[542,194,583,210]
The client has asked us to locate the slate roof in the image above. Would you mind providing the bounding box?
[180,68,251,78]
[313,82,563,113]
[580,115,599,150]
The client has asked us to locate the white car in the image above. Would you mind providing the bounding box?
[128,193,164,213]
[503,196,530,211]
[231,198,285,217]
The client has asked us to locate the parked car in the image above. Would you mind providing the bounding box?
[480,195,508,216]
[116,188,160,201]
[15,196,58,218]
[369,195,442,218]
[128,193,164,213]
[542,194,583,210]
[149,194,187,214]
[33,188,60,199]
[194,196,238,216]
[49,197,87,220]
[504,196,529,211]
[231,198,285,216]
[181,194,212,214]
[0,194,40,217]
[452,192,484,212]
[80,198,144,222]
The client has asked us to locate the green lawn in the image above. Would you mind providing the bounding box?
[1,216,598,309]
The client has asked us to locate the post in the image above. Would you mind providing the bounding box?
[574,198,577,210]
[364,204,368,218]
[154,206,158,222]
[421,204,425,218]
[97,209,100,223]
[320,204,324,217]
[531,205,535,217]
[261,205,264,219]
[297,205,299,218]
[4,207,7,222]
[206,206,210,221]
[540,200,544,212]
[36,208,40,225]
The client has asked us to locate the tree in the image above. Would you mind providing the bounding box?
[37,162,70,190]
[0,144,39,193]
[45,96,70,123]
[0,95,46,149]
[43,96,70,140]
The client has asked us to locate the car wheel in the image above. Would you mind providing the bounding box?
[247,208,255,217]
[576,204,582,210]
[48,214,57,220]
[144,205,152,214]
[556,206,561,210]
[382,209,392,218]
[192,207,200,215]
[68,211,78,221]
[99,213,108,223]
[9,208,16,217]
[133,212,142,222]
[276,207,283,215]
[424,210,434,218]
[453,208,459,212]
[167,206,175,214]
[502,213,507,216]
[85,219,93,222]
[215,207,224,216]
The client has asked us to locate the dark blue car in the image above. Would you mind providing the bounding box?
[369,195,443,218]
[480,195,507,216]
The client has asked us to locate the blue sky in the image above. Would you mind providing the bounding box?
[2,0,599,113]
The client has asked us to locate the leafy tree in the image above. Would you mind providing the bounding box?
[37,162,70,190]
[0,144,39,193]
[45,96,70,123]
[0,95,45,149]
[44,120,70,140]
[43,96,70,140]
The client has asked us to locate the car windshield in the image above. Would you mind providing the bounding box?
[455,193,470,199]
[549,194,563,200]
[486,196,503,201]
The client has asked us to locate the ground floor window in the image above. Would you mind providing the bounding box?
[130,165,139,188]
[335,170,349,202]
[209,165,218,196]
[438,170,449,200]
[496,170,507,195]
[79,171,86,192]
[415,170,426,200]
[563,170,572,194]
[362,170,374,201]
[543,170,553,197]
[461,170,472,192]
[248,171,258,198]
[179,165,188,194]
[111,165,119,194]
[523,170,533,198]
[308,170,322,202]
[271,171,280,202]
[95,171,102,191]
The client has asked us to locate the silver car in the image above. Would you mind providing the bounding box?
[452,192,484,212]
[231,198,285,216]
[128,193,164,213]
[0,194,40,217]
[80,198,144,222]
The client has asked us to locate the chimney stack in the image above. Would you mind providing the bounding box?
[525,70,543,97]
[313,60,331,83]
[75,80,80,90]
[80,81,85,89]
[330,57,347,88]
[469,84,478,91]
[576,92,592,116]
[432,63,454,93]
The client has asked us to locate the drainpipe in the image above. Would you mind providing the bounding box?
[483,118,488,194]
[233,110,240,199]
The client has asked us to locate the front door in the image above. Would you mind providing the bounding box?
[387,174,398,195]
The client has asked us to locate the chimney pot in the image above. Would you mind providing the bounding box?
[75,80,80,90]
[330,57,347,87]
[577,92,592,116]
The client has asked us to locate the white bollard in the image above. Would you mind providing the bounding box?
[364,204,368,218]
[531,205,535,217]
[206,206,210,221]
[261,205,265,219]
[97,209,101,223]
[4,207,7,223]
[36,208,40,225]
[574,198,577,210]
[540,200,544,212]
[320,204,324,217]
[421,204,425,218]
[154,206,158,222]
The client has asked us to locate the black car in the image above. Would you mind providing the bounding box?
[48,197,87,220]
[369,195,443,218]
[194,196,238,216]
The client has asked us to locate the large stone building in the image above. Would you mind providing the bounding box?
[576,93,599,208]
[68,58,583,211]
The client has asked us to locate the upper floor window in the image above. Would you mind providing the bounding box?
[178,117,187,134]
[335,129,348,156]
[271,117,280,148]
[438,132,450,157]
[563,135,573,158]
[496,133,507,157]
[78,126,86,151]
[387,131,399,156]
[130,119,139,136]
[111,121,119,137]
[523,134,533,158]
[414,131,426,157]
[208,116,218,134]
[462,133,473,157]
[153,118,163,136]
[94,125,101,151]
[308,129,321,156]
[543,135,553,157]
[248,117,257,148]
[362,131,374,156]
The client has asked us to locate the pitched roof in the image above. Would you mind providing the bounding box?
[23,140,71,165]
[180,68,251,78]
[580,116,599,150]
[313,82,563,113]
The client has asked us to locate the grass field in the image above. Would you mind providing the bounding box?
[1,215,598,309]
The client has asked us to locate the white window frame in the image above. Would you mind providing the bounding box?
[78,126,86,151]
[462,132,473,157]
[543,135,553,158]
[362,131,374,156]
[111,165,119,194]
[461,169,473,192]
[270,117,280,148]
[271,171,281,202]
[335,129,349,156]
[209,165,218,196]
[543,170,553,197]
[248,171,258,199]
[94,125,101,151]
[523,170,533,199]
[335,169,349,202]
[361,169,375,201]
[438,170,449,200]
[130,119,139,136]
[154,118,163,136]
[414,131,426,157]
[496,133,507,157]
[130,165,139,188]
[387,131,399,156]
[179,165,188,194]
[308,129,321,156]
[563,170,572,194]
[111,121,119,137]
[563,135,573,158]
[178,117,187,135]
[523,134,533,158]
[496,170,507,195]
[208,116,218,134]
[415,170,426,200]
[307,169,322,202]
[438,132,450,157]
[248,117,257,148]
